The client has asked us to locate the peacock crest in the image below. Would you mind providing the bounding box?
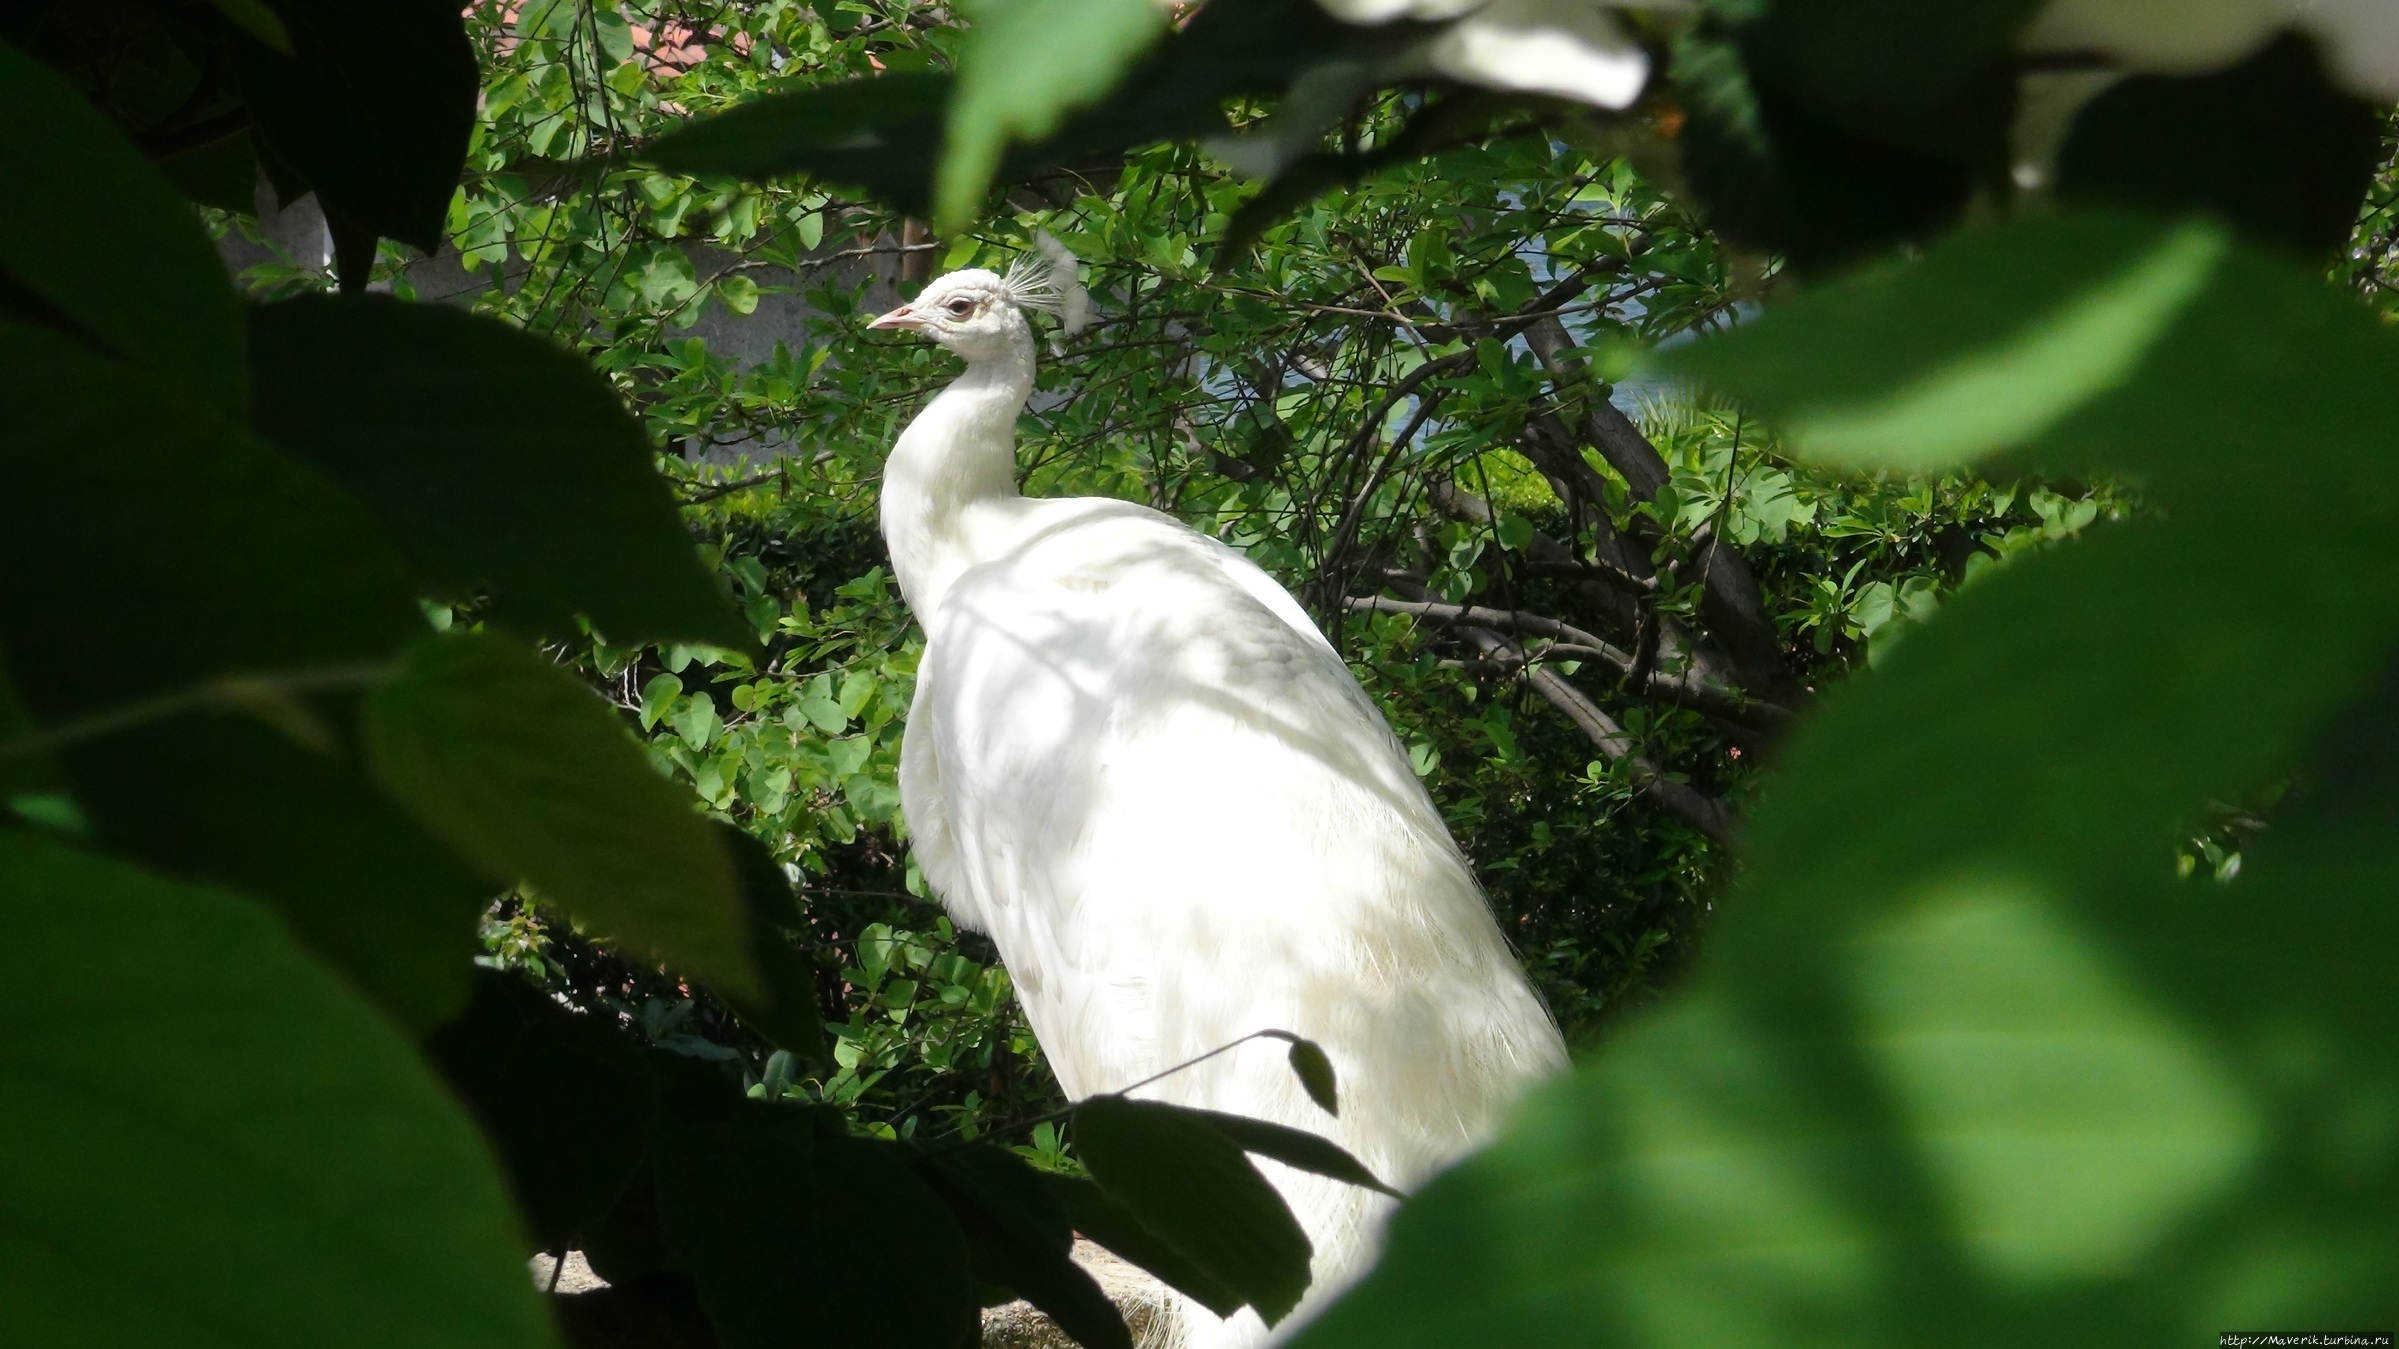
[1000,232,1092,337]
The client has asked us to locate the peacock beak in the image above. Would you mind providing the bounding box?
[868,304,925,332]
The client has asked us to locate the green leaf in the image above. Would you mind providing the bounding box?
[1043,1173,1246,1318]
[230,0,479,256]
[935,0,1167,232]
[2056,32,2381,260]
[713,823,829,1057]
[653,1120,978,1349]
[1295,218,2399,1348]
[427,969,660,1251]
[0,830,554,1348]
[364,630,755,998]
[644,73,953,218]
[643,0,1349,220]
[715,273,760,315]
[1072,1096,1313,1325]
[0,324,481,1029]
[920,1146,1132,1349]
[1661,214,2230,472]
[1185,1109,1399,1199]
[1280,1034,1339,1116]
[0,39,244,414]
[207,0,294,53]
[248,294,748,649]
[1298,846,2399,1346]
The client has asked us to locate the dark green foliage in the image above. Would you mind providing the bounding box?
[1671,25,1978,269]
[644,72,954,218]
[1734,0,2038,164]
[713,822,831,1057]
[0,41,245,411]
[652,1119,980,1349]
[920,1147,1132,1349]
[430,970,662,1251]
[641,0,1451,242]
[229,0,478,258]
[248,294,747,649]
[1043,1173,1247,1316]
[0,327,421,701]
[69,715,494,1029]
[0,324,483,1026]
[2057,32,2384,260]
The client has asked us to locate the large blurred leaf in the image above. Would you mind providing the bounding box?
[248,294,747,649]
[644,0,1363,218]
[935,0,1168,231]
[713,823,828,1057]
[1732,0,2038,164]
[364,630,755,998]
[2057,32,2381,260]
[1661,214,2228,472]
[230,0,477,256]
[644,73,953,218]
[64,718,494,1030]
[653,1118,977,1349]
[0,322,483,1027]
[428,969,660,1252]
[0,39,243,413]
[1667,29,1978,269]
[0,830,554,1348]
[0,649,59,806]
[0,327,420,707]
[1296,213,2399,1348]
[1073,1096,1314,1326]
[1661,0,2027,267]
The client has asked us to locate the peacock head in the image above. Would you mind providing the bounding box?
[868,234,1090,363]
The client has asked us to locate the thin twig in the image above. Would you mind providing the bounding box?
[681,467,782,505]
[0,663,390,760]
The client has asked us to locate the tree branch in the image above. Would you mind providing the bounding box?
[1428,617,1736,844]
[1429,474,1771,721]
[1346,596,1626,662]
[1346,595,1789,739]
[679,468,781,505]
[1521,316,1795,702]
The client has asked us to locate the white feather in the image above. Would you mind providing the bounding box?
[877,264,1566,1347]
[1002,231,1093,337]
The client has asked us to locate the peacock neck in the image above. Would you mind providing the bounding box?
[879,331,1036,615]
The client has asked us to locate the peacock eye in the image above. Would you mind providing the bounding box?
[944,297,975,317]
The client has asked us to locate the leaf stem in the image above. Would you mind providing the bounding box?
[0,662,390,760]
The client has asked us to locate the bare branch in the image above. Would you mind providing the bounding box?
[680,468,782,505]
[1347,595,1789,738]
[1429,475,1770,721]
[1434,618,1736,844]
[1346,596,1626,661]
